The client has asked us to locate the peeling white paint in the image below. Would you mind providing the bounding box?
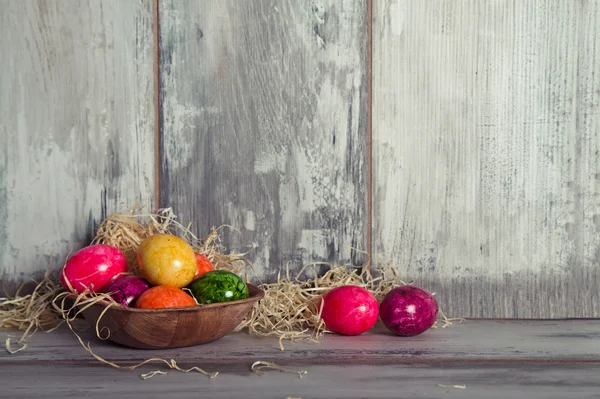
[389,0,405,36]
[254,152,286,174]
[0,1,155,281]
[373,0,600,317]
[158,0,368,284]
[299,229,331,261]
[244,210,256,231]
[162,96,203,169]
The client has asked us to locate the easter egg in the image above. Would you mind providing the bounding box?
[194,253,215,279]
[136,234,197,288]
[135,285,197,309]
[379,285,438,336]
[319,285,379,336]
[60,244,127,293]
[188,270,249,304]
[101,274,151,307]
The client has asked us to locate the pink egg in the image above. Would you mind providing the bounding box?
[379,285,438,336]
[60,244,128,293]
[320,285,379,336]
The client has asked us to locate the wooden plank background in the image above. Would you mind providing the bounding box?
[1,0,599,318]
[373,0,600,318]
[0,0,156,285]
[158,0,369,283]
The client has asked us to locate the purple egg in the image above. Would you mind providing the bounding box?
[379,286,438,337]
[101,274,151,307]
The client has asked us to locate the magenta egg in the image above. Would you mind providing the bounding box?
[320,285,379,336]
[101,274,151,307]
[60,244,128,293]
[379,285,438,336]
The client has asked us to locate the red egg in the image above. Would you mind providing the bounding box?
[379,285,438,336]
[60,244,128,293]
[320,285,379,336]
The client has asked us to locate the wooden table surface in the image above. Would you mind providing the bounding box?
[2,320,599,398]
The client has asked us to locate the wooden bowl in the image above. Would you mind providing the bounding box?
[72,284,264,349]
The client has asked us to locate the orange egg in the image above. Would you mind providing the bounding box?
[194,252,215,278]
[135,285,197,309]
[137,234,197,288]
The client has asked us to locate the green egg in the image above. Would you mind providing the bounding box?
[188,270,249,304]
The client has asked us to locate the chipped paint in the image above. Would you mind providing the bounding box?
[374,0,600,317]
[0,1,155,283]
[159,0,368,282]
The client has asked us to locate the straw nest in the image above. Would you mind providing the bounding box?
[0,266,63,353]
[91,207,249,275]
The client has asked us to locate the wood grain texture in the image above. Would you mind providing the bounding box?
[3,320,600,364]
[158,0,369,282]
[2,363,600,399]
[373,0,600,318]
[0,1,155,284]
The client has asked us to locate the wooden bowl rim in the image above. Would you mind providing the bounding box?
[67,283,264,313]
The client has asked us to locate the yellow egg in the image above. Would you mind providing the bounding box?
[136,234,197,288]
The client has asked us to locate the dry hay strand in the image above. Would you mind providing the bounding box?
[0,265,63,353]
[192,224,253,276]
[51,282,219,380]
[237,261,463,350]
[92,206,251,275]
[92,206,188,273]
[251,361,307,378]
[1,206,462,364]
[0,206,252,357]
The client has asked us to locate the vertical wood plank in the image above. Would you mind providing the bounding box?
[373,0,600,317]
[0,0,155,284]
[159,0,369,281]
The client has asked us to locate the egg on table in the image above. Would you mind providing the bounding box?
[319,285,379,336]
[379,285,438,336]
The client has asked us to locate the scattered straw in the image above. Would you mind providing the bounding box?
[51,288,219,380]
[251,361,307,378]
[0,265,63,352]
[0,206,462,373]
[140,370,167,380]
[236,261,461,350]
[5,338,28,354]
[434,313,465,329]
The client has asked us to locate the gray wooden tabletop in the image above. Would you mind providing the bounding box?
[2,319,599,398]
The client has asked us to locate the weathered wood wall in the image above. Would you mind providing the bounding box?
[1,0,599,318]
[158,0,369,282]
[0,0,155,283]
[373,0,600,317]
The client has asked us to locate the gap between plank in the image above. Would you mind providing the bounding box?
[367,0,374,270]
[2,358,600,367]
[153,0,161,209]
